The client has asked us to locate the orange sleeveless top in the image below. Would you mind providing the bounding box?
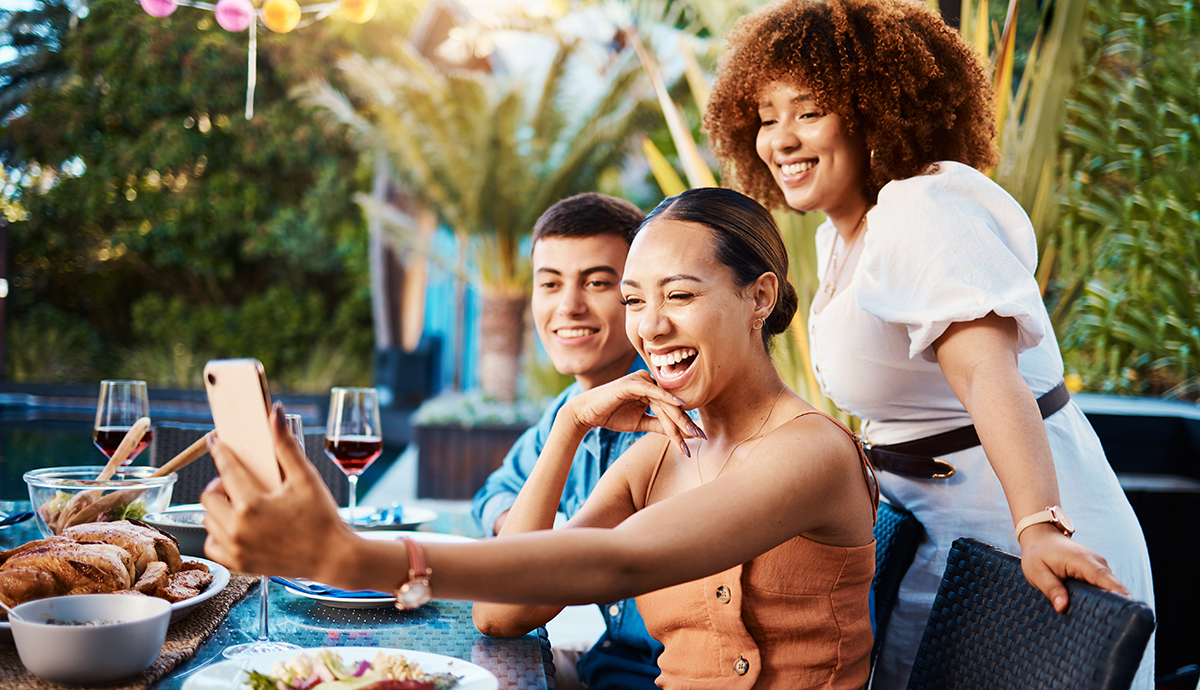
[635,411,877,690]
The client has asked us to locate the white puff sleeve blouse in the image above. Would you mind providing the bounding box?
[808,161,1065,444]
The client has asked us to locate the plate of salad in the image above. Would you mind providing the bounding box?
[180,647,498,690]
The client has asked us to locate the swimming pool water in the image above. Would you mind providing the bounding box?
[0,417,98,501]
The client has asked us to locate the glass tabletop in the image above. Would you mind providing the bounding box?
[0,501,554,690]
[155,578,553,690]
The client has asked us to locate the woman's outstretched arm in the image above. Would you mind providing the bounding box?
[201,401,871,609]
[932,312,1131,611]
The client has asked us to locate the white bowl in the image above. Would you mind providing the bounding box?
[11,594,171,685]
[143,504,208,557]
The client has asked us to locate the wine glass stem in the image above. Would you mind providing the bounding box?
[258,574,270,642]
[348,474,359,527]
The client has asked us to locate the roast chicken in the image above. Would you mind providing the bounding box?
[0,519,213,618]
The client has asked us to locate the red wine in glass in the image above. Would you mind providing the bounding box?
[94,380,151,465]
[325,387,383,527]
[324,435,383,475]
[93,427,154,460]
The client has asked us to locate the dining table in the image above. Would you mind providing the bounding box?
[0,500,557,690]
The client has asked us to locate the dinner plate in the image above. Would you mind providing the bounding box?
[281,532,475,609]
[337,505,439,531]
[0,555,228,643]
[180,646,499,690]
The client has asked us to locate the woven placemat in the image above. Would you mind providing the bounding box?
[0,572,255,689]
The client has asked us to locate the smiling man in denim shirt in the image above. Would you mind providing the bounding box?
[471,193,663,690]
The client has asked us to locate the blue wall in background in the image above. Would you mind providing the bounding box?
[421,227,480,396]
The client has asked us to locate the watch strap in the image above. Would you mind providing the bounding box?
[1015,506,1074,541]
[395,536,432,610]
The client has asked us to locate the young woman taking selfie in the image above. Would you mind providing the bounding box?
[203,187,880,689]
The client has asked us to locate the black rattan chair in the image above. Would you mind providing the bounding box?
[906,538,1154,690]
[872,501,924,666]
[149,422,349,506]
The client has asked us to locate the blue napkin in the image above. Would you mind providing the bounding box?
[272,577,391,599]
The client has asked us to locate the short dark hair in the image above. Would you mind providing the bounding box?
[531,193,644,250]
[639,187,799,350]
[705,0,999,209]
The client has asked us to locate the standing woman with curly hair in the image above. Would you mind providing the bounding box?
[704,1,1154,688]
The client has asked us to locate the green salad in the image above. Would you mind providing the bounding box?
[40,490,148,523]
[244,649,460,690]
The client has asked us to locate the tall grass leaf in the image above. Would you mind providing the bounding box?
[642,136,688,196]
[628,30,716,189]
[680,35,710,114]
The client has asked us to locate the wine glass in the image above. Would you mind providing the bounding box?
[222,414,305,658]
[93,380,151,465]
[325,388,383,528]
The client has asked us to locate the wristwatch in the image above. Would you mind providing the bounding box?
[395,536,432,610]
[1015,505,1075,541]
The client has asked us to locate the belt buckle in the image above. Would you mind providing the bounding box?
[930,459,957,479]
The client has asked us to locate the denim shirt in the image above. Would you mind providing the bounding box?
[470,358,664,689]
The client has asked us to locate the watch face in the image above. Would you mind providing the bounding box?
[1050,507,1075,535]
[398,581,431,609]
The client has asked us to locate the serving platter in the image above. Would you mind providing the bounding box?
[0,555,228,643]
[170,556,230,622]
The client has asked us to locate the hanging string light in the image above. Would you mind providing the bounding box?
[139,0,377,119]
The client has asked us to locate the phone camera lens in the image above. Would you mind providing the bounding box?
[207,373,216,385]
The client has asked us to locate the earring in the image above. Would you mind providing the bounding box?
[753,317,765,330]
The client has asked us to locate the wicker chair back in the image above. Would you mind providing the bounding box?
[906,537,1154,690]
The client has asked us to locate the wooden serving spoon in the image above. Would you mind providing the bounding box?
[58,431,215,532]
[151,432,213,479]
[53,418,151,533]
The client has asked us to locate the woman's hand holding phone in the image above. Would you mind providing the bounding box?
[201,405,355,581]
[203,358,282,490]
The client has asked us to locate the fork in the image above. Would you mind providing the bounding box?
[0,512,33,528]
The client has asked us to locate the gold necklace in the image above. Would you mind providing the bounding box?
[696,385,788,484]
[822,210,870,296]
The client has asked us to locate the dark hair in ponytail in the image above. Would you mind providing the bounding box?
[638,187,799,350]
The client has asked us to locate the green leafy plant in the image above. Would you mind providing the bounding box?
[412,390,548,428]
[1054,0,1200,399]
[295,36,659,402]
[4,306,100,383]
[2,0,376,388]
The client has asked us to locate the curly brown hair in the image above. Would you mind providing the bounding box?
[704,0,1000,209]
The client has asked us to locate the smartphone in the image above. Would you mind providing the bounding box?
[203,358,282,489]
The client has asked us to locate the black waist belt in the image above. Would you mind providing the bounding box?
[866,380,1070,479]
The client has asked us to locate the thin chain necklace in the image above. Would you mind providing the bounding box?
[696,385,788,484]
[822,209,870,296]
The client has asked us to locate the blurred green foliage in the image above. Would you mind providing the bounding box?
[4,305,100,382]
[1055,0,1200,399]
[0,0,425,390]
